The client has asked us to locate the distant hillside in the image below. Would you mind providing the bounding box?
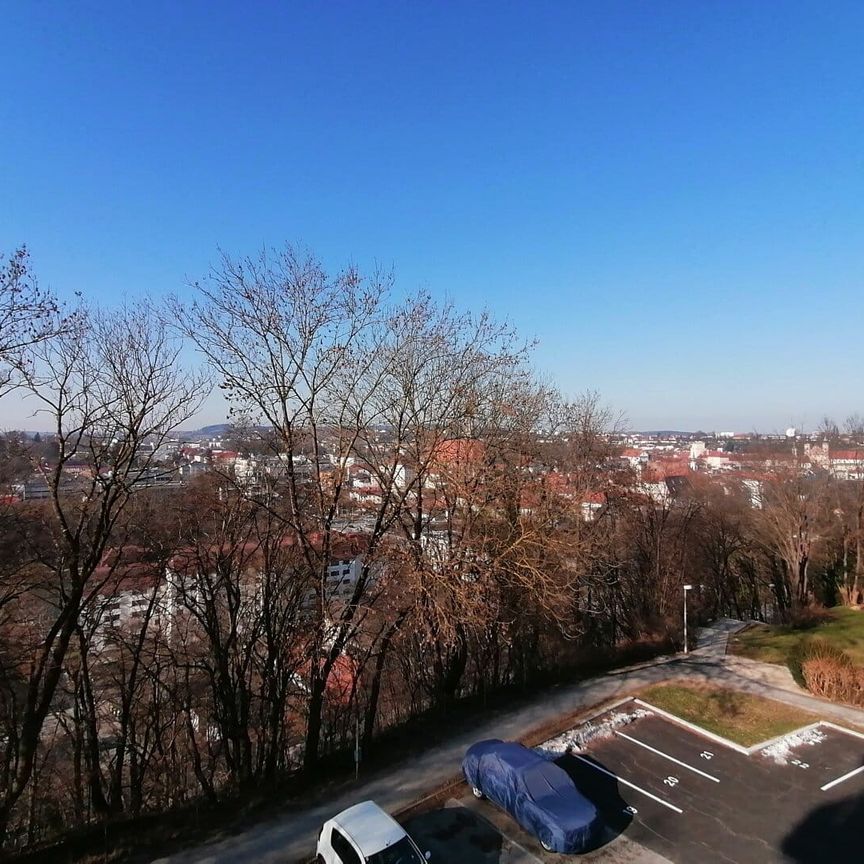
[637,430,696,437]
[178,422,275,437]
[198,423,234,435]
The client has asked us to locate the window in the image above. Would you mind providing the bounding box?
[366,837,423,864]
[330,828,361,864]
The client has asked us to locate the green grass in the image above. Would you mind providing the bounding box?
[730,607,864,669]
[639,682,820,747]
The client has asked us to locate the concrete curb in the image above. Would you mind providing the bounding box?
[633,696,864,757]
[746,722,823,756]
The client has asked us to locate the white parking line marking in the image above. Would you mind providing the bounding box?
[614,731,720,783]
[821,765,864,791]
[573,754,683,814]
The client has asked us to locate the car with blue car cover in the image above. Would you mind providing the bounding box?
[462,739,602,853]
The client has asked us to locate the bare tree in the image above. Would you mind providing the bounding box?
[817,416,840,443]
[175,245,396,773]
[0,248,69,395]
[826,416,864,605]
[176,247,539,772]
[845,414,864,441]
[0,303,204,841]
[165,478,310,791]
[756,467,832,612]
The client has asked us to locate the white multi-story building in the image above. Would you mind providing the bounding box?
[830,450,864,481]
[326,556,364,601]
[90,545,369,647]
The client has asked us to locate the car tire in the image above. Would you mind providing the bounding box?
[540,838,554,852]
[471,785,484,799]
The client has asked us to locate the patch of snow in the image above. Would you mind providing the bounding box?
[759,725,826,765]
[535,708,653,759]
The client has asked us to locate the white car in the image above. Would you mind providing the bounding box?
[316,800,431,864]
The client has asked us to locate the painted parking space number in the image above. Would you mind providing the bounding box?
[663,775,679,787]
[700,751,714,760]
[623,805,638,815]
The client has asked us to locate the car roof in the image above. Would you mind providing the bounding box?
[521,759,574,797]
[473,739,544,771]
[332,800,407,855]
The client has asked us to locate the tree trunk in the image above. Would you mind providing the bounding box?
[184,708,217,805]
[361,613,407,753]
[855,503,863,604]
[78,644,110,817]
[798,556,809,606]
[0,590,85,844]
[303,679,325,775]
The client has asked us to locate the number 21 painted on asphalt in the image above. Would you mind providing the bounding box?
[700,751,714,760]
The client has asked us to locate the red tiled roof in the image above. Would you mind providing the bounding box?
[212,450,238,461]
[167,532,369,573]
[352,485,382,496]
[646,461,690,480]
[431,438,486,466]
[831,450,864,461]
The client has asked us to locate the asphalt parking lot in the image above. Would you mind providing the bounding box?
[404,704,864,863]
[405,803,550,864]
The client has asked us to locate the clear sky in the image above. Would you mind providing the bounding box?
[2,1,864,432]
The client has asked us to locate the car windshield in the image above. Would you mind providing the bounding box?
[365,836,423,864]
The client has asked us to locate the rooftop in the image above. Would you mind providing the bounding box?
[333,800,405,854]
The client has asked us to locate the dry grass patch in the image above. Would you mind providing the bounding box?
[639,682,820,747]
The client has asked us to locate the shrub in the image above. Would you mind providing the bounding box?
[799,639,864,707]
[789,637,846,685]
[788,605,834,631]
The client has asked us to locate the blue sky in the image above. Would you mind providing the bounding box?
[2,1,864,432]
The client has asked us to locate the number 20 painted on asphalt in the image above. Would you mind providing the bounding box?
[663,776,679,787]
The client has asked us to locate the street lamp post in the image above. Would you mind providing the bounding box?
[683,584,693,654]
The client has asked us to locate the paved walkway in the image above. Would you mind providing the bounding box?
[151,624,864,864]
[694,617,749,656]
